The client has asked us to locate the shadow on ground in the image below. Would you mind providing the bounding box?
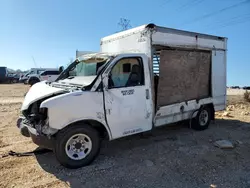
[35,118,250,188]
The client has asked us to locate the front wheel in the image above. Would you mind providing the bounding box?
[191,106,212,131]
[29,79,38,86]
[54,124,100,169]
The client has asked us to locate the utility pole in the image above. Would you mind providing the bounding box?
[118,18,131,31]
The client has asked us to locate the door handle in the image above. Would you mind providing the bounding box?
[145,89,150,99]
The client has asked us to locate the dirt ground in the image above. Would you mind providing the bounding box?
[0,84,250,188]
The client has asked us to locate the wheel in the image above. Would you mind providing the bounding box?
[191,106,211,130]
[54,124,100,169]
[29,78,39,86]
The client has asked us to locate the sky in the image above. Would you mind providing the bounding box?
[0,0,249,86]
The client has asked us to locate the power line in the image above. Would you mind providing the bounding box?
[183,0,250,25]
[177,0,204,11]
[207,15,250,31]
[204,13,250,29]
[160,0,172,7]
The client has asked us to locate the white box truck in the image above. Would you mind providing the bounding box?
[17,24,227,168]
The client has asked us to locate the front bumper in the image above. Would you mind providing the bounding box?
[17,117,54,149]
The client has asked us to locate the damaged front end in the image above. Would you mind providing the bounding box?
[18,98,61,149]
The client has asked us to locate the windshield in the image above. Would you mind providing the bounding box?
[56,54,113,81]
[38,70,46,74]
[69,61,105,77]
[25,70,34,76]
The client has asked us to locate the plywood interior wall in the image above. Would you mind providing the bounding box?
[157,49,211,107]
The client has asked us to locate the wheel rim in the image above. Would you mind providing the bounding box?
[199,109,209,126]
[65,134,92,160]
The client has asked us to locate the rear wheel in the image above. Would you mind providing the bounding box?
[54,124,100,169]
[191,106,212,130]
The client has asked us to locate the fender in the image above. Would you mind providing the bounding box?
[60,117,112,140]
[40,90,112,139]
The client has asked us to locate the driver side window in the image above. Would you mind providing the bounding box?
[109,57,144,88]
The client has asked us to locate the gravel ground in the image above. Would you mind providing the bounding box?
[0,85,250,188]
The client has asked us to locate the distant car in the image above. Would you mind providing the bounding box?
[243,86,250,90]
[0,67,8,83]
[0,67,18,83]
[7,73,20,83]
[27,69,61,85]
[231,86,240,89]
[20,68,47,84]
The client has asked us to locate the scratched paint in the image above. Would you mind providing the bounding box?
[96,112,105,120]
[145,111,151,119]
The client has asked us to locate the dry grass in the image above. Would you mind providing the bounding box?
[0,85,250,187]
[244,90,250,102]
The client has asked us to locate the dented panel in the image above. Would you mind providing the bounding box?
[40,91,112,139]
[101,54,153,139]
[154,98,213,126]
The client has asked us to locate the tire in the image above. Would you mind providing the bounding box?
[54,124,100,169]
[29,78,39,86]
[191,106,212,131]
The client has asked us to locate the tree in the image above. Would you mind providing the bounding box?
[16,69,22,73]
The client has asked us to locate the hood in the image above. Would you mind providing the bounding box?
[21,81,66,111]
[57,76,97,86]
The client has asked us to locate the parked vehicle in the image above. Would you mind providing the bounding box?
[27,69,61,85]
[0,67,18,83]
[243,86,250,90]
[17,24,227,168]
[7,73,20,83]
[20,68,56,84]
[0,66,8,83]
[231,86,240,89]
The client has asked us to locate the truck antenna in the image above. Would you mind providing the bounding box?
[31,56,37,68]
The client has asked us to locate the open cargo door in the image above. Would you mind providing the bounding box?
[157,49,211,107]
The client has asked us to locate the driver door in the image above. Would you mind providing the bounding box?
[103,55,152,139]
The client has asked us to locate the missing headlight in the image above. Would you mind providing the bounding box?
[39,108,48,120]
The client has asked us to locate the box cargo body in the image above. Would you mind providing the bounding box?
[101,24,227,127]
